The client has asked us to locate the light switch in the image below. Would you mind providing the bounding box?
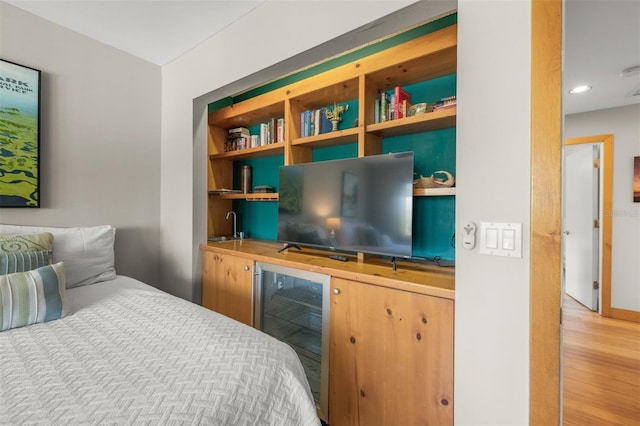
[502,229,516,250]
[486,228,499,249]
[479,222,523,258]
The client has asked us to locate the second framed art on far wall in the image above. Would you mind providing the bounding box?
[0,59,41,208]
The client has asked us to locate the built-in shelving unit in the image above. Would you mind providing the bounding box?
[207,21,458,255]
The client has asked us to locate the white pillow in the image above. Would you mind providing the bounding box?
[0,224,116,288]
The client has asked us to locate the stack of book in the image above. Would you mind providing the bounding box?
[225,118,284,152]
[225,127,250,152]
[433,95,457,112]
[300,107,334,137]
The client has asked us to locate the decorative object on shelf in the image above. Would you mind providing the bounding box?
[413,170,456,188]
[241,165,252,194]
[325,102,349,131]
[407,102,434,117]
[0,59,41,208]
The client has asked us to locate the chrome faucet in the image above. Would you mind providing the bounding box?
[226,211,237,238]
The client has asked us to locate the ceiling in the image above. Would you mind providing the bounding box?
[3,0,639,115]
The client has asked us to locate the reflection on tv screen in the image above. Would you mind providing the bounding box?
[278,152,414,258]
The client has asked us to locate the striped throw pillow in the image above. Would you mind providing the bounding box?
[0,262,68,332]
[0,250,52,275]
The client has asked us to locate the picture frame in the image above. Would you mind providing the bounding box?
[0,59,41,207]
[634,156,639,203]
[341,172,358,217]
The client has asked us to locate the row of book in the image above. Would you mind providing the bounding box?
[224,118,285,152]
[300,107,334,138]
[375,86,412,123]
[374,86,457,122]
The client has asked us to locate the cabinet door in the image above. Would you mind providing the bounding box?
[329,277,453,426]
[202,251,253,326]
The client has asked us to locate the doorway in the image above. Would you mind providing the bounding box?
[563,135,613,316]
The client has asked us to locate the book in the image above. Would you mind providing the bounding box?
[380,91,391,122]
[276,118,285,142]
[259,123,269,146]
[228,127,250,135]
[393,86,411,119]
[318,108,333,134]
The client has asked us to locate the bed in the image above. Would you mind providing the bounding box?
[0,224,320,425]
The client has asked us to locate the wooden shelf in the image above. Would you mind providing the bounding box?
[210,189,451,199]
[366,107,456,137]
[209,192,279,201]
[210,143,284,160]
[413,187,456,197]
[292,127,359,148]
[206,23,458,247]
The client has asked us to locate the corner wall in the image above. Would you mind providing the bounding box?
[455,1,532,423]
[0,3,162,286]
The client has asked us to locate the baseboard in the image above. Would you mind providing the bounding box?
[609,307,640,323]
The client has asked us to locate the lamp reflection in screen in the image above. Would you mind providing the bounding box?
[326,217,342,245]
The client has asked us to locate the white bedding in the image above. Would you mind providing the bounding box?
[0,276,320,425]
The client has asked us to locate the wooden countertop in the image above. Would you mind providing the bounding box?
[200,239,455,300]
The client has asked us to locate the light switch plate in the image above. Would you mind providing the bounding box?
[479,222,523,258]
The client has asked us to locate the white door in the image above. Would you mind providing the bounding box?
[563,143,600,311]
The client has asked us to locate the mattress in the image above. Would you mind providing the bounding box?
[0,276,320,425]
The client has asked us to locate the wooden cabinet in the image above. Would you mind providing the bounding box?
[200,241,454,425]
[329,277,454,426]
[207,22,458,250]
[202,250,253,326]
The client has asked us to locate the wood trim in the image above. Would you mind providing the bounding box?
[530,0,563,424]
[609,307,640,323]
[565,134,614,319]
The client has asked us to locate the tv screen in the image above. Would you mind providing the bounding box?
[278,152,414,258]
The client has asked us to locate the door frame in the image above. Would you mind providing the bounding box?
[564,135,613,317]
[530,0,562,423]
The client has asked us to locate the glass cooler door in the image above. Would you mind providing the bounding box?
[253,262,330,422]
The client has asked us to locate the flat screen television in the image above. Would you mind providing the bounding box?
[278,152,414,259]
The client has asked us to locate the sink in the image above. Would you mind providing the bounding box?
[208,236,241,242]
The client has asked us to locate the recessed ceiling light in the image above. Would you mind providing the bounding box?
[569,85,592,94]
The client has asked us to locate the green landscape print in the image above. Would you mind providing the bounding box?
[0,60,39,207]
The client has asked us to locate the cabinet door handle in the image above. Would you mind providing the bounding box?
[332,288,340,295]
[244,265,250,271]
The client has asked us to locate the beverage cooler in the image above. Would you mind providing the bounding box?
[253,262,330,422]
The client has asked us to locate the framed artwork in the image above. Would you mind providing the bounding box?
[634,156,639,203]
[341,172,358,217]
[0,59,41,207]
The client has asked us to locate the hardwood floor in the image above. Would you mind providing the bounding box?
[562,293,640,425]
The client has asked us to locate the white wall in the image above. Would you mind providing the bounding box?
[455,1,532,424]
[565,104,640,312]
[0,3,162,286]
[163,1,536,422]
[2,0,539,423]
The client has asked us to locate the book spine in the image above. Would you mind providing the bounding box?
[277,118,285,142]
